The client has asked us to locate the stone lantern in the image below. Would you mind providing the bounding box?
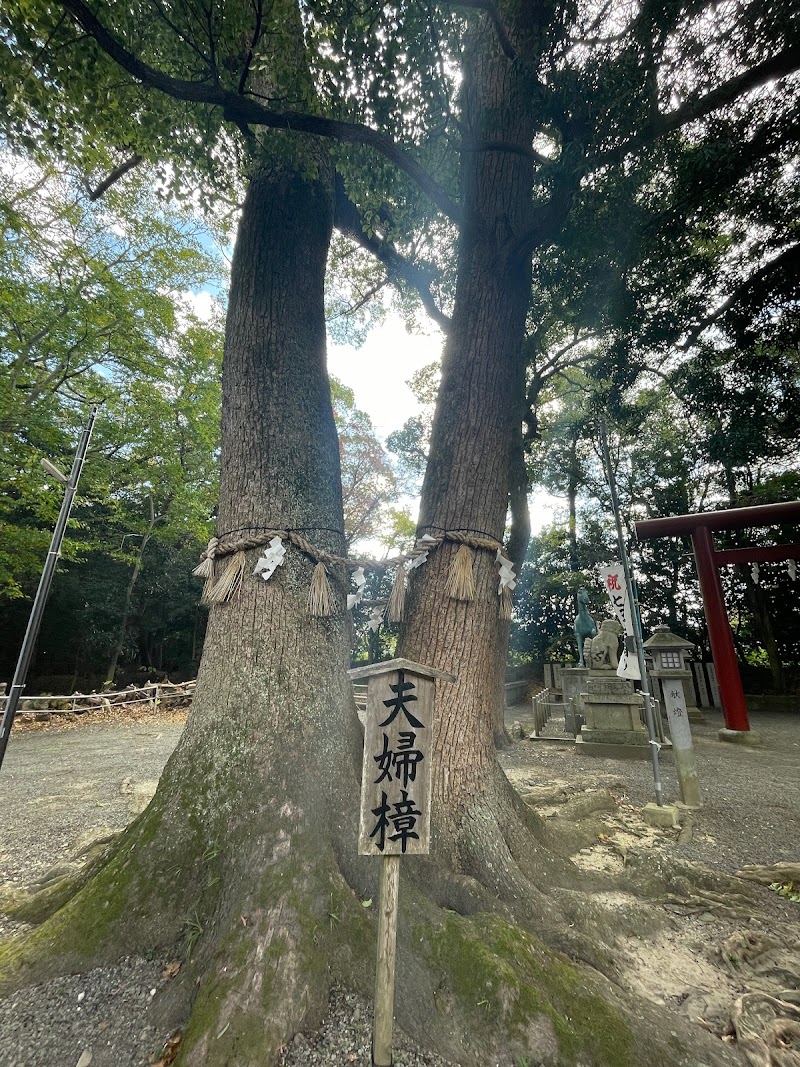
[644,625,704,724]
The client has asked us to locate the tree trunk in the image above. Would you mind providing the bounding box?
[741,567,786,693]
[163,153,366,1063]
[105,499,155,685]
[495,421,531,744]
[398,22,560,892]
[0,24,744,1067]
[2,154,374,1063]
[567,432,580,573]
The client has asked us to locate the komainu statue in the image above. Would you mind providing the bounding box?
[590,619,621,670]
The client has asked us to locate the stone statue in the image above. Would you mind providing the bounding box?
[590,619,621,670]
[573,588,597,667]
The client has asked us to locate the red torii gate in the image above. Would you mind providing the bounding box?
[635,500,800,736]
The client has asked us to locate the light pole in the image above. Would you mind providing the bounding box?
[0,405,98,771]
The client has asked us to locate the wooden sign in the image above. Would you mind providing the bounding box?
[349,658,455,1067]
[351,658,455,857]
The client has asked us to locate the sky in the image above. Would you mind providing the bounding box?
[328,311,441,439]
[327,309,561,536]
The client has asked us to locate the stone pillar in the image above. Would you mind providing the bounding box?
[560,667,589,736]
[653,667,705,725]
[660,678,702,808]
[553,664,564,692]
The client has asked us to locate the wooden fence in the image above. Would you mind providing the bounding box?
[1,680,196,716]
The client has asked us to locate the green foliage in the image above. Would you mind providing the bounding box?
[517,366,799,679]
[4,0,797,689]
[331,377,400,547]
[325,235,388,348]
[0,153,224,684]
[386,360,439,488]
[769,882,800,903]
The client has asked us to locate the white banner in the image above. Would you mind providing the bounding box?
[598,564,640,680]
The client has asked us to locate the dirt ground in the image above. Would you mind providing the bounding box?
[0,711,187,936]
[501,702,800,1066]
[0,702,798,1066]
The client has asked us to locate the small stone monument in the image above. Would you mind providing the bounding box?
[644,625,704,807]
[561,591,597,734]
[561,666,588,736]
[576,620,650,756]
[644,625,704,725]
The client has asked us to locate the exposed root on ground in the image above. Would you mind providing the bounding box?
[732,991,800,1067]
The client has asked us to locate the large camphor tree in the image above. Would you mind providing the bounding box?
[1,0,798,1064]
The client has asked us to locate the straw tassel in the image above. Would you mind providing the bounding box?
[499,584,513,620]
[204,550,246,604]
[200,566,216,603]
[194,537,220,602]
[193,537,218,579]
[308,561,335,617]
[387,564,406,622]
[446,543,476,601]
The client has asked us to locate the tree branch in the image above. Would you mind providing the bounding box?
[334,175,452,332]
[645,119,800,234]
[87,152,143,200]
[679,243,800,349]
[472,140,553,167]
[58,0,462,222]
[510,163,582,259]
[440,0,516,60]
[600,44,800,165]
[237,0,264,96]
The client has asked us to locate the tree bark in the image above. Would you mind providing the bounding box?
[567,431,580,573]
[162,152,366,1063]
[398,19,562,892]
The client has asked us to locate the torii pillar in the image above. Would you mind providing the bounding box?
[635,500,800,744]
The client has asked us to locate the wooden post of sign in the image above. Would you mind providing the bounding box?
[373,854,401,1065]
[349,658,456,1067]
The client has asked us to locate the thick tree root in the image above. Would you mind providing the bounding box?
[732,991,800,1067]
[0,830,120,926]
[737,863,800,889]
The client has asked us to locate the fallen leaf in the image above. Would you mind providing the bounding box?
[152,1031,182,1067]
[161,960,181,980]
[361,899,373,908]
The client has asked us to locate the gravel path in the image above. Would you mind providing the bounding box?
[502,707,800,876]
[0,719,185,886]
[0,706,798,1066]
